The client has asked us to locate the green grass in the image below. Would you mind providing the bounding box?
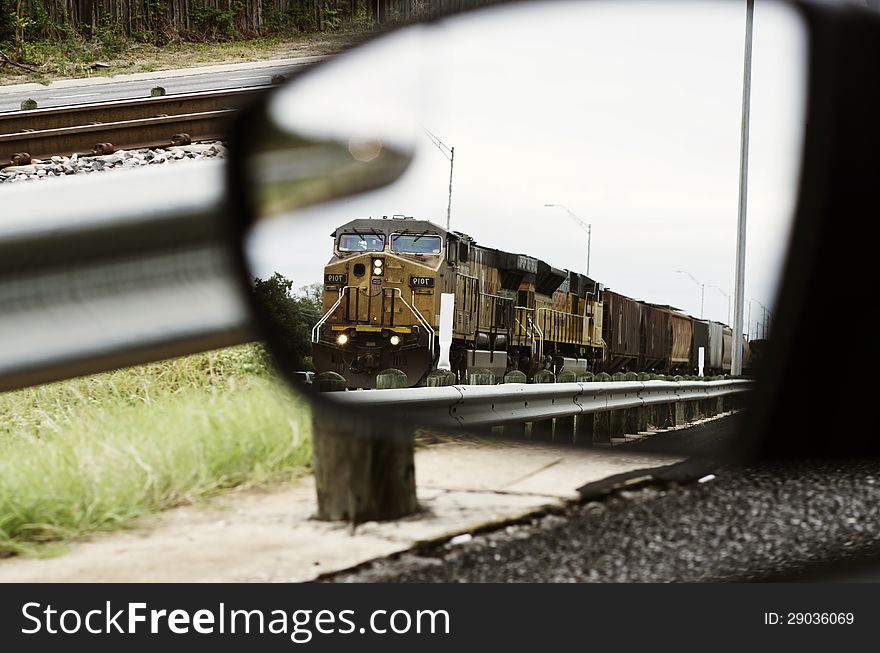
[0,345,312,557]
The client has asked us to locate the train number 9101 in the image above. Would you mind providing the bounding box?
[325,273,348,284]
[409,276,435,287]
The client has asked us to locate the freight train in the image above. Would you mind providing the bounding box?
[311,216,750,388]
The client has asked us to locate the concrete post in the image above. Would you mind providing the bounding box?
[427,369,457,387]
[315,371,347,392]
[469,367,495,385]
[377,368,408,389]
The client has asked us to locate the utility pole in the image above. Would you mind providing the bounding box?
[545,204,592,276]
[732,0,755,375]
[424,129,454,231]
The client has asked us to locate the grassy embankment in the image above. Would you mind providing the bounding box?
[0,344,311,557]
[0,32,365,86]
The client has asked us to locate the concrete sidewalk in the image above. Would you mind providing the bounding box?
[0,440,679,582]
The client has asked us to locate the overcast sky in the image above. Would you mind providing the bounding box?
[248,0,806,336]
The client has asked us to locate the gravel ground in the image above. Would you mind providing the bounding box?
[0,142,226,184]
[329,453,880,582]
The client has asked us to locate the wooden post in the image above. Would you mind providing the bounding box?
[555,368,578,444]
[311,371,417,523]
[502,370,528,438]
[530,369,555,441]
[575,372,595,445]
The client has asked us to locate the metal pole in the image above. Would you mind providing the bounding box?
[747,299,752,339]
[545,204,591,276]
[586,223,592,276]
[731,0,754,374]
[446,146,454,232]
[676,270,704,319]
[700,284,705,320]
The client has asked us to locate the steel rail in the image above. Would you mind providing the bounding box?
[332,379,752,429]
[0,110,235,165]
[0,86,268,135]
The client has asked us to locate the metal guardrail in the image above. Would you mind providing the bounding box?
[0,160,253,392]
[333,379,752,429]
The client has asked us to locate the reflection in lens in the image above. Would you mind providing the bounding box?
[242,0,805,457]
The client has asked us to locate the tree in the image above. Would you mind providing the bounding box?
[251,273,320,371]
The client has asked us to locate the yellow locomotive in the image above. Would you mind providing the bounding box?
[312,216,604,388]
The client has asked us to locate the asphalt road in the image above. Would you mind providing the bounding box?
[0,58,319,112]
[328,417,880,582]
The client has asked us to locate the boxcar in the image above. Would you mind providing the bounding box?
[601,290,641,372]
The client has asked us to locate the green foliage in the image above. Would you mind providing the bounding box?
[322,2,340,31]
[93,12,127,56]
[189,0,244,40]
[252,273,321,372]
[350,2,375,31]
[0,1,14,44]
[0,344,310,555]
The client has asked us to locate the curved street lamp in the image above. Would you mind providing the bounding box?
[544,203,591,276]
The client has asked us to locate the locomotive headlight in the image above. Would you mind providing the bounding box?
[372,259,383,276]
[336,333,349,346]
[389,335,401,346]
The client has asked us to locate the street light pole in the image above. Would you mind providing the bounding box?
[424,129,454,232]
[732,0,755,375]
[676,270,705,319]
[709,285,732,325]
[544,203,591,276]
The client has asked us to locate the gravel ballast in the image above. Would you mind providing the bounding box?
[0,142,227,184]
[329,456,880,583]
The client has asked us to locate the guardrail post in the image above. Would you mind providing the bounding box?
[699,377,712,417]
[502,370,528,438]
[671,376,687,426]
[623,372,641,434]
[574,372,595,445]
[609,372,627,438]
[427,369,456,387]
[649,374,672,428]
[715,377,727,414]
[377,368,408,389]
[312,372,417,522]
[555,367,578,444]
[530,370,555,441]
[636,372,651,431]
[591,372,613,443]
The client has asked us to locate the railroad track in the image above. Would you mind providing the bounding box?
[0,86,268,167]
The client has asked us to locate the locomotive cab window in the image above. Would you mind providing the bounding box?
[338,233,385,252]
[391,234,442,254]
